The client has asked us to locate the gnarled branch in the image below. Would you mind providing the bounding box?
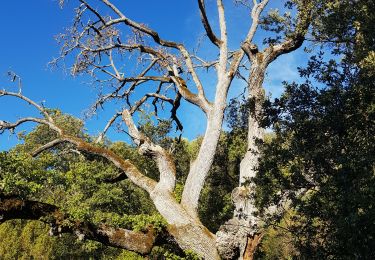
[32,134,157,194]
[0,195,156,255]
[122,110,176,193]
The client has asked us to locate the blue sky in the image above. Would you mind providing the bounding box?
[0,0,309,151]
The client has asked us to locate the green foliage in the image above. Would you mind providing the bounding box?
[150,246,202,260]
[198,134,238,232]
[92,212,167,233]
[255,214,298,260]
[311,0,375,73]
[256,29,375,260]
[0,220,54,259]
[173,183,184,203]
[138,112,173,147]
[0,112,167,258]
[260,8,292,44]
[0,220,125,259]
[0,151,45,197]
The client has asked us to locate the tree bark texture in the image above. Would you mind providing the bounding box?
[0,195,155,255]
[217,59,266,259]
[0,1,313,258]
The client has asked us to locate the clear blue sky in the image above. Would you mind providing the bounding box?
[0,0,308,151]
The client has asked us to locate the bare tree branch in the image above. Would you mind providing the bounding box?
[80,0,210,113]
[95,112,122,143]
[100,0,180,49]
[79,0,106,25]
[0,91,62,134]
[34,134,157,194]
[216,0,228,82]
[0,92,156,194]
[169,75,211,114]
[228,0,269,79]
[0,117,58,135]
[32,138,69,157]
[0,90,55,124]
[197,0,222,47]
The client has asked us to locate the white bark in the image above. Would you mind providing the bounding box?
[181,79,230,217]
[181,0,231,217]
[121,108,220,258]
[151,186,220,259]
[217,59,267,259]
[236,60,266,224]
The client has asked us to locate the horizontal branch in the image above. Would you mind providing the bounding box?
[0,117,61,135]
[0,195,155,254]
[120,76,171,84]
[0,90,54,123]
[130,93,173,115]
[82,43,168,60]
[32,135,157,194]
[0,89,159,195]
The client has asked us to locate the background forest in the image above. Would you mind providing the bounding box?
[0,0,374,259]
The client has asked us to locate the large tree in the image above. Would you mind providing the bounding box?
[0,0,319,258]
[255,0,375,258]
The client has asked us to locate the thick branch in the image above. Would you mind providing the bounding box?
[33,135,157,194]
[216,0,228,82]
[170,76,211,114]
[0,195,155,254]
[263,2,312,65]
[228,0,269,79]
[180,0,270,217]
[197,0,222,47]
[122,110,176,193]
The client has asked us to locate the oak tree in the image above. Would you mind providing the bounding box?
[0,0,321,258]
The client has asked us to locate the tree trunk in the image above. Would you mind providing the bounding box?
[217,58,266,259]
[151,186,221,259]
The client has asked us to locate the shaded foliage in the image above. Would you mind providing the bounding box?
[255,1,375,255]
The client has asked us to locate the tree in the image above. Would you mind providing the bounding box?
[0,0,318,258]
[255,0,375,258]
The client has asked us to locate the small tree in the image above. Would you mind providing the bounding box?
[0,0,319,258]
